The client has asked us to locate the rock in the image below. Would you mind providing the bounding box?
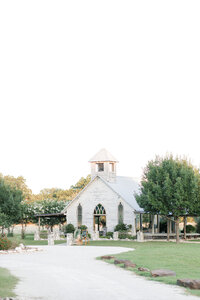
[15,247,22,253]
[177,279,200,289]
[19,243,25,249]
[114,259,130,265]
[138,267,150,272]
[151,269,176,277]
[101,256,115,260]
[124,261,137,268]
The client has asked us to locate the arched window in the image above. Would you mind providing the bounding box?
[77,204,82,227]
[118,203,123,224]
[94,204,106,215]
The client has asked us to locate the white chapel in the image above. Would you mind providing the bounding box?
[62,149,142,234]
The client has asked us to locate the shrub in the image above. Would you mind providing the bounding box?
[114,223,128,232]
[0,234,12,250]
[186,224,196,233]
[7,232,14,237]
[196,219,200,233]
[63,224,75,234]
[78,225,87,232]
[118,232,136,240]
[106,232,113,239]
[10,238,20,249]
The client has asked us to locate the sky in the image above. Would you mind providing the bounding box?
[0,1,200,194]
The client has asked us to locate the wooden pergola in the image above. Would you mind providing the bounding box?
[34,213,66,231]
[135,212,200,240]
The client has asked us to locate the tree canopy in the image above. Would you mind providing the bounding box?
[136,155,200,242]
[0,177,24,230]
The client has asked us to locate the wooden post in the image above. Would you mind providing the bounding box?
[157,215,160,233]
[184,216,187,240]
[152,215,154,234]
[167,219,170,241]
[140,214,143,231]
[38,217,41,237]
[175,217,180,243]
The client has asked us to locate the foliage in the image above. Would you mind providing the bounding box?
[136,155,200,242]
[0,235,12,250]
[106,232,113,239]
[0,178,24,230]
[118,232,136,240]
[63,223,75,234]
[181,224,196,233]
[114,223,129,232]
[136,155,200,216]
[0,174,32,202]
[31,199,67,228]
[196,219,200,234]
[78,225,87,231]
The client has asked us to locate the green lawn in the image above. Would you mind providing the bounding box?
[89,240,200,297]
[0,267,18,298]
[8,233,66,246]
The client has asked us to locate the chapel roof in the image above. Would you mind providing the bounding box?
[105,176,143,212]
[89,148,119,162]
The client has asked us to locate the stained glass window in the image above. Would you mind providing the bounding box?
[118,203,123,224]
[94,204,106,215]
[77,204,82,226]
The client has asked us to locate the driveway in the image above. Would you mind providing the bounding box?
[0,245,198,300]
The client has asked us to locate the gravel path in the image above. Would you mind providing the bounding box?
[0,245,199,300]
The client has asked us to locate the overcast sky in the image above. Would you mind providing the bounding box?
[0,1,200,193]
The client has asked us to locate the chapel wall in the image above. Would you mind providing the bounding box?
[67,177,135,233]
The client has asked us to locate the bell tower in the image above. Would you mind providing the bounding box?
[89,148,118,182]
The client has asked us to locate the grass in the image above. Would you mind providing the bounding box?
[88,240,200,297]
[8,233,66,246]
[0,267,18,298]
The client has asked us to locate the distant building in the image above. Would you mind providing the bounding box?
[62,149,142,234]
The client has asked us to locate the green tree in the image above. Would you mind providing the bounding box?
[33,199,67,231]
[136,155,199,243]
[0,178,24,232]
[0,174,32,201]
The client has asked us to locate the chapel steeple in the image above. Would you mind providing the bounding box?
[89,148,118,182]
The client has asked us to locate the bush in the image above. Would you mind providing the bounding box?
[106,232,113,239]
[196,219,200,233]
[63,224,75,234]
[186,224,196,233]
[10,238,20,249]
[78,225,87,232]
[114,223,129,232]
[7,232,14,237]
[118,232,136,240]
[0,234,12,250]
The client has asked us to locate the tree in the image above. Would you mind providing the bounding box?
[0,174,32,202]
[136,155,199,243]
[32,199,67,230]
[0,177,24,232]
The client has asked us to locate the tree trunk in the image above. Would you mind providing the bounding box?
[175,217,180,243]
[184,216,187,240]
[152,215,154,234]
[167,219,170,241]
[21,220,25,239]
